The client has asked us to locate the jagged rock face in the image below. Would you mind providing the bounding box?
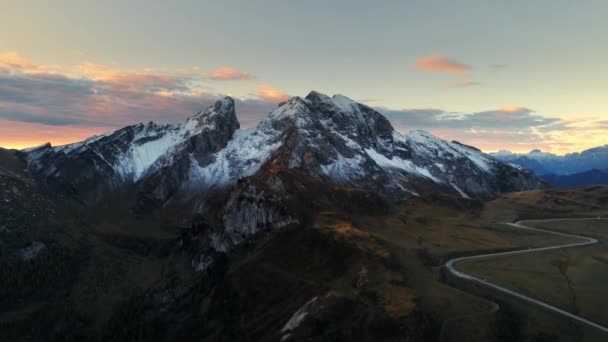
[195,167,386,262]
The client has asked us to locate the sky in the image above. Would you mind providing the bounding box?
[1,0,607,154]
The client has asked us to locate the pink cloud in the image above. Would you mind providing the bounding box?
[412,54,469,75]
[0,119,116,150]
[257,85,289,102]
[442,80,479,89]
[209,67,253,81]
[499,105,528,113]
[0,52,284,148]
[0,51,63,75]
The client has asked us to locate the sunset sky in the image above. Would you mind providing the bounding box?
[1,0,607,154]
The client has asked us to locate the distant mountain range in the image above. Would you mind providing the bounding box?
[491,146,608,175]
[540,169,608,188]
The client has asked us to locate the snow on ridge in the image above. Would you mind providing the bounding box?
[404,130,495,173]
[112,100,238,181]
[330,94,359,113]
[189,127,282,188]
[21,143,51,153]
[405,130,442,144]
[116,127,184,180]
[448,142,493,172]
[53,128,122,154]
[269,97,310,121]
[365,148,441,183]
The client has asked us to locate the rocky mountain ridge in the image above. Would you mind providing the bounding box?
[21,91,543,206]
[17,92,545,266]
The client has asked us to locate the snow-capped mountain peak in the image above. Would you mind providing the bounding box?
[186,96,236,131]
[21,92,543,207]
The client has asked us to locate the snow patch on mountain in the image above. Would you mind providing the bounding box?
[365,148,440,183]
[115,125,184,180]
[449,143,493,172]
[320,153,365,181]
[189,128,283,188]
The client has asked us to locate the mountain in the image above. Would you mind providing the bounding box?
[541,169,608,188]
[0,91,559,342]
[15,91,545,269]
[492,146,608,175]
[2,137,604,341]
[21,97,243,206]
[21,91,542,206]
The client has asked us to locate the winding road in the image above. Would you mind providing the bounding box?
[445,218,608,333]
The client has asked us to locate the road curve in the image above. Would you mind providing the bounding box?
[445,218,608,333]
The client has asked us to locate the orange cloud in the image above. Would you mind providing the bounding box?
[75,62,120,80]
[500,105,527,113]
[0,119,115,150]
[412,54,469,75]
[442,80,479,89]
[75,62,184,93]
[0,52,36,70]
[209,67,253,81]
[257,85,289,102]
[0,51,63,75]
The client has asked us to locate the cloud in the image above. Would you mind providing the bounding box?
[0,51,64,75]
[209,67,253,81]
[379,105,559,131]
[442,80,480,89]
[592,120,608,128]
[0,52,286,148]
[0,112,82,126]
[257,84,289,103]
[500,105,530,113]
[0,52,36,71]
[2,52,603,154]
[376,105,606,154]
[0,67,279,127]
[0,118,116,150]
[412,54,479,90]
[411,54,469,75]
